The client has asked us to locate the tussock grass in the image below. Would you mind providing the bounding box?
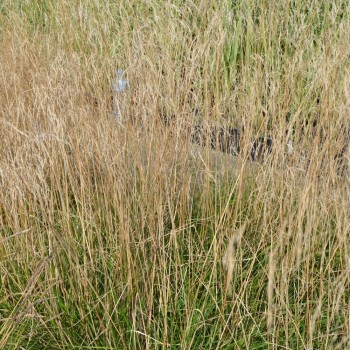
[1,1,350,349]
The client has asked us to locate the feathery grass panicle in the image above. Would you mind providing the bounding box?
[222,223,246,297]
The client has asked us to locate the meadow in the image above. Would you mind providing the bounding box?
[1,1,350,349]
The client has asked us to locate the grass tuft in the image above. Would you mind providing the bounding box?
[1,1,350,349]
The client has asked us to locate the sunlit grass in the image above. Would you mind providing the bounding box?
[1,1,350,349]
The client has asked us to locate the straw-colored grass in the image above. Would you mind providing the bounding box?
[1,1,350,349]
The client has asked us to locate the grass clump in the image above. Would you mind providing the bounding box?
[1,1,350,349]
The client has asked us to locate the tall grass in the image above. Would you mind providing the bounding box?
[1,1,350,349]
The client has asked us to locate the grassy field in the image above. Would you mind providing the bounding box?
[1,1,350,349]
